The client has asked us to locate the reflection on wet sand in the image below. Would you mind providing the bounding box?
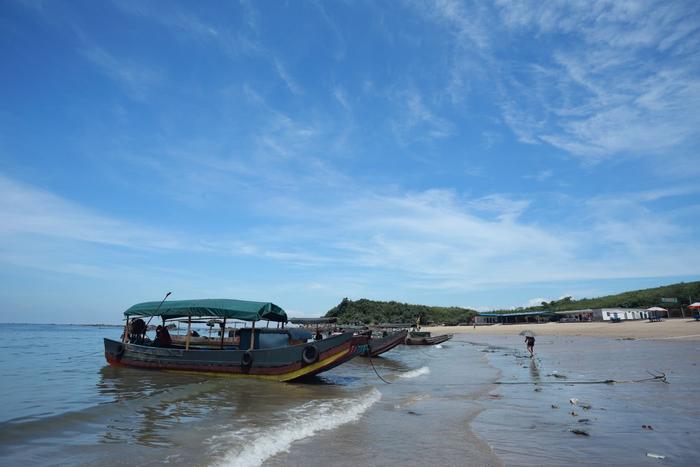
[96,364,362,448]
[529,358,540,381]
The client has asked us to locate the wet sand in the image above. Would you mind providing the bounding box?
[466,334,700,465]
[425,318,700,340]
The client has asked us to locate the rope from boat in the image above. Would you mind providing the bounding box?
[367,356,392,384]
[494,371,668,385]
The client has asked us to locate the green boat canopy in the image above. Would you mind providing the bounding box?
[125,299,287,322]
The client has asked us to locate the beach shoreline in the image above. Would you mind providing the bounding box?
[424,317,700,340]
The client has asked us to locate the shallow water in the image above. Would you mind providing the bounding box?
[0,324,499,466]
[0,324,698,466]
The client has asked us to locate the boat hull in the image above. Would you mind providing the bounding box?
[104,332,367,382]
[404,333,453,345]
[362,330,408,357]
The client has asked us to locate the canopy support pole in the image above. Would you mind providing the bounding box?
[122,315,129,343]
[220,318,226,349]
[185,315,192,350]
[249,320,256,351]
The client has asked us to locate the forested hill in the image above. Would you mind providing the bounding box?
[324,281,700,323]
[502,280,700,313]
[325,298,476,325]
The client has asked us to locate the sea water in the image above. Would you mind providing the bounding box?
[0,324,698,466]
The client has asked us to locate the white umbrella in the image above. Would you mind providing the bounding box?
[646,307,668,312]
[688,302,700,309]
[519,329,536,337]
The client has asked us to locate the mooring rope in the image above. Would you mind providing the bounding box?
[367,356,393,384]
[494,371,668,385]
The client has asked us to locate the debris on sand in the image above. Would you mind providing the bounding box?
[551,404,559,409]
[646,453,665,459]
[570,429,589,436]
[570,398,592,410]
[642,425,654,430]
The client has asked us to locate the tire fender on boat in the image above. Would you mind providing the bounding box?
[302,344,319,364]
[241,351,253,367]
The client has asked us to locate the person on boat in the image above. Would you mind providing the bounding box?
[130,318,148,344]
[154,325,172,347]
[525,335,535,357]
[314,330,323,340]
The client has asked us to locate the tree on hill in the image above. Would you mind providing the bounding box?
[325,298,476,326]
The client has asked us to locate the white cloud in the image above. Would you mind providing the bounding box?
[391,87,455,143]
[1,173,698,295]
[273,58,304,95]
[526,297,547,307]
[82,46,161,100]
[493,1,700,160]
[333,86,350,110]
[412,1,700,167]
[0,175,183,250]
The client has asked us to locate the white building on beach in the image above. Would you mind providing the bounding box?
[556,308,650,322]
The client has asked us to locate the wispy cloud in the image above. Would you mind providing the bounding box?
[494,1,700,161]
[391,87,455,143]
[1,172,698,299]
[81,46,161,100]
[273,58,304,95]
[411,1,700,168]
[524,170,553,182]
[333,86,350,110]
[0,174,183,250]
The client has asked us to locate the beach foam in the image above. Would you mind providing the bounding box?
[216,388,381,467]
[398,366,430,379]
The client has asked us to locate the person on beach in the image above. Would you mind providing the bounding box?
[525,335,535,357]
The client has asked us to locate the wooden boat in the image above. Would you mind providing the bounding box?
[363,329,408,357]
[104,298,368,382]
[404,330,453,345]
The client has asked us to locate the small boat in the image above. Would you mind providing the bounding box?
[104,298,368,382]
[404,330,453,345]
[363,329,408,357]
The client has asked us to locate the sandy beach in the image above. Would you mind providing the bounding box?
[425,317,700,340]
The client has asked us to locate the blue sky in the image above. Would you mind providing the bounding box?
[1,0,699,323]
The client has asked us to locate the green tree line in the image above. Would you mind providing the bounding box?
[324,281,700,323]
[325,298,476,325]
[494,281,700,313]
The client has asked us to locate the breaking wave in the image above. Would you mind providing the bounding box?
[216,388,381,467]
[398,366,430,379]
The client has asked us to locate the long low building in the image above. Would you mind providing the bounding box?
[475,308,651,325]
[555,308,650,321]
[475,311,552,325]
